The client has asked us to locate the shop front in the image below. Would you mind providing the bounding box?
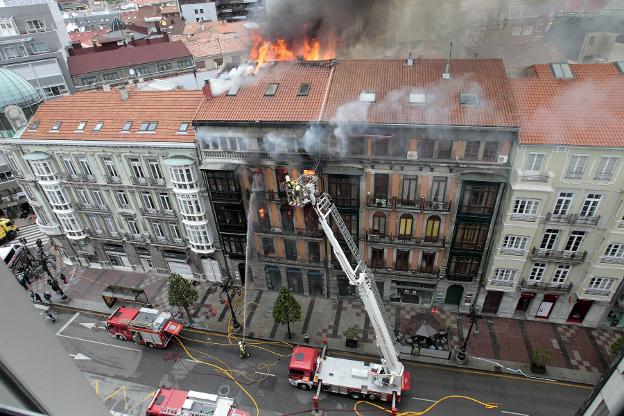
[535,294,559,319]
[567,299,593,323]
[390,280,435,305]
[482,290,504,314]
[515,292,535,313]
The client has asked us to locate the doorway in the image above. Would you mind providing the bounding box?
[238,263,246,286]
[515,293,535,312]
[482,291,503,314]
[444,284,464,305]
[567,300,593,323]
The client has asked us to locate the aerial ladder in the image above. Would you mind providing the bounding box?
[284,174,405,398]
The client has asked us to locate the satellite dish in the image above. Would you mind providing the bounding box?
[129,68,136,76]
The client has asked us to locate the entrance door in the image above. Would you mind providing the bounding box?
[444,284,464,305]
[482,291,503,314]
[567,300,593,323]
[515,293,535,312]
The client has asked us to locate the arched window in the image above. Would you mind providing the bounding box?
[372,212,386,235]
[399,214,413,238]
[257,205,270,231]
[425,216,441,241]
[280,204,294,231]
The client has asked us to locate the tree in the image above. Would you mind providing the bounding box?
[610,335,624,357]
[272,288,302,339]
[168,273,198,320]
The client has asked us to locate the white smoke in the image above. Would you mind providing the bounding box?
[209,64,254,97]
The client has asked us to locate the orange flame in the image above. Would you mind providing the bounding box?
[250,30,338,70]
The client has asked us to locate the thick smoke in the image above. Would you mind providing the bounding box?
[209,64,254,96]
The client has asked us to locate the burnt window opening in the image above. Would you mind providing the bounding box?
[460,93,478,105]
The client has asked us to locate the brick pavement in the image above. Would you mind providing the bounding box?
[19,264,624,385]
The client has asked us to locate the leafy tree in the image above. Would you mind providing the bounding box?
[272,288,302,339]
[168,273,198,319]
[610,335,624,357]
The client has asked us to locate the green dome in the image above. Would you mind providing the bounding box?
[0,67,43,110]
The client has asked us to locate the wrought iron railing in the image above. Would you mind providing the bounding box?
[531,247,587,262]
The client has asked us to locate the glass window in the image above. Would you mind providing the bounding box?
[127,220,139,235]
[579,194,601,217]
[170,223,181,239]
[605,243,624,258]
[371,248,384,268]
[528,262,546,282]
[178,122,190,132]
[308,242,320,263]
[139,121,158,131]
[540,229,559,250]
[148,160,163,179]
[157,62,172,72]
[62,158,78,175]
[482,141,498,161]
[437,141,452,159]
[79,158,93,176]
[103,158,119,177]
[265,266,281,290]
[425,216,441,240]
[153,222,165,238]
[76,121,87,131]
[116,191,129,207]
[159,193,172,211]
[93,190,105,206]
[502,235,528,251]
[588,277,615,291]
[395,250,410,271]
[43,85,67,98]
[595,157,619,178]
[372,212,386,235]
[265,83,279,96]
[142,192,155,209]
[284,239,298,260]
[400,177,418,205]
[552,265,570,285]
[512,199,540,215]
[129,158,145,178]
[51,121,62,131]
[418,140,434,158]
[566,155,588,178]
[565,231,586,252]
[93,121,104,131]
[262,237,275,256]
[464,141,480,160]
[399,214,413,237]
[327,175,359,207]
[553,193,573,215]
[493,268,517,282]
[525,153,545,172]
[308,271,324,296]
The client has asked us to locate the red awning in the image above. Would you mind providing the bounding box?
[164,321,183,335]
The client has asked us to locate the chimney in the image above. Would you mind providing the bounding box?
[202,80,213,98]
[120,85,129,101]
[103,84,111,92]
[407,51,413,66]
[442,41,452,79]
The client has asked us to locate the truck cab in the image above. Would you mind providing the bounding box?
[288,346,319,390]
[0,219,18,243]
[146,387,248,416]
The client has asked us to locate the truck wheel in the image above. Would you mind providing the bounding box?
[367,394,378,401]
[349,392,361,399]
[298,384,310,391]
[115,334,127,341]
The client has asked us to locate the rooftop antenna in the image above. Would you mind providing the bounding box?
[443,41,452,79]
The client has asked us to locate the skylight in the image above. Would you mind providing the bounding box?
[460,93,478,105]
[550,63,573,79]
[121,121,133,132]
[93,121,104,131]
[76,121,87,131]
[29,121,40,130]
[178,122,189,132]
[50,121,62,131]
[265,83,278,96]
[139,121,158,132]
[298,83,311,96]
[409,91,426,104]
[359,91,376,103]
[227,84,240,96]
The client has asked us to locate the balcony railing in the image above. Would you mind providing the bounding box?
[148,177,166,186]
[396,198,419,210]
[123,233,146,242]
[546,212,573,224]
[422,199,452,212]
[500,247,525,256]
[601,256,624,264]
[76,203,109,213]
[131,176,149,186]
[583,288,612,297]
[105,175,122,184]
[520,174,549,182]
[531,247,587,263]
[367,195,392,209]
[366,232,445,248]
[61,173,85,183]
[210,190,242,201]
[594,173,613,181]
[511,213,536,222]
[565,171,584,179]
[257,253,325,268]
[447,272,476,282]
[490,279,515,287]
[89,231,123,241]
[572,214,600,226]
[151,236,187,247]
[254,224,324,239]
[366,195,452,212]
[140,208,177,219]
[369,265,439,279]
[520,279,573,293]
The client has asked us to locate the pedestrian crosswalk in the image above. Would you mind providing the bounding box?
[16,223,50,249]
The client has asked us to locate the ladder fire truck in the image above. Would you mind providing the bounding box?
[106,306,183,349]
[146,387,249,416]
[284,174,410,410]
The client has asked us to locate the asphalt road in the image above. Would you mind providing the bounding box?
[48,307,592,416]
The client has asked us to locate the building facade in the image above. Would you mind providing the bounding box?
[194,58,518,309]
[480,62,624,327]
[1,88,226,282]
[0,0,74,99]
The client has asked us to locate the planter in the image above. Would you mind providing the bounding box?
[345,338,358,348]
[530,363,546,374]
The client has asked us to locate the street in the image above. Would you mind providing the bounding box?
[50,307,592,416]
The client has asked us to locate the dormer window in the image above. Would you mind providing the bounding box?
[550,63,573,79]
[460,93,478,105]
[29,121,40,130]
[93,121,104,131]
[615,61,624,74]
[76,121,87,131]
[298,83,310,96]
[359,91,376,103]
[121,121,133,132]
[139,121,158,132]
[409,90,426,104]
[50,121,62,131]
[178,122,189,132]
[265,83,278,96]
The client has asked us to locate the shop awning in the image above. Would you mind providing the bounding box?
[164,321,183,335]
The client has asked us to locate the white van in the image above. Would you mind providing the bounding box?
[0,243,23,269]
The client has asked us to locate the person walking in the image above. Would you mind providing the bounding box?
[28,290,36,302]
[33,292,43,303]
[43,292,52,303]
[59,273,67,284]
[48,279,68,300]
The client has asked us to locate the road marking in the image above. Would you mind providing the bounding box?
[69,353,91,360]
[502,411,529,416]
[411,397,436,402]
[57,334,141,352]
[254,371,275,377]
[56,312,80,336]
[80,322,105,330]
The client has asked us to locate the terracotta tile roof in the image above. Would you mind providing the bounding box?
[195,58,518,127]
[69,30,108,46]
[161,5,179,14]
[68,41,192,76]
[321,59,518,127]
[194,61,334,123]
[22,90,203,143]
[173,31,248,59]
[511,63,624,146]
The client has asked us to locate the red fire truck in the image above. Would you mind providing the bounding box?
[146,387,249,416]
[105,306,183,348]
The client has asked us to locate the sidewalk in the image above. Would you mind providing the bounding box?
[27,264,622,386]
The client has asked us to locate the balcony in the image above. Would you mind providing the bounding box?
[367,195,393,209]
[489,279,515,287]
[396,198,419,211]
[531,247,587,263]
[546,212,573,224]
[61,173,85,183]
[520,279,573,293]
[565,171,584,179]
[148,177,166,186]
[511,213,537,222]
[118,205,135,217]
[601,256,624,264]
[210,190,242,201]
[582,288,613,298]
[254,224,323,239]
[594,173,613,181]
[76,203,109,213]
[422,199,452,212]
[572,214,600,226]
[123,233,146,243]
[89,231,123,241]
[151,236,187,247]
[366,232,445,248]
[520,174,549,183]
[105,175,122,184]
[500,247,525,256]
[131,176,149,186]
[369,265,439,279]
[366,196,452,212]
[140,208,177,219]
[257,253,325,268]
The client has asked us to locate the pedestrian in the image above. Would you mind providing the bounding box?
[28,290,36,302]
[43,292,52,303]
[43,310,55,324]
[33,292,42,303]
[16,273,28,290]
[59,273,67,284]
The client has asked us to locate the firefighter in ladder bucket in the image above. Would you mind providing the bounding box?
[284,175,307,206]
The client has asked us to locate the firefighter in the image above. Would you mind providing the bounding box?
[238,340,250,359]
[59,273,68,284]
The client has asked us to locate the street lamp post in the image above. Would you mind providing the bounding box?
[456,303,479,363]
[219,278,241,331]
